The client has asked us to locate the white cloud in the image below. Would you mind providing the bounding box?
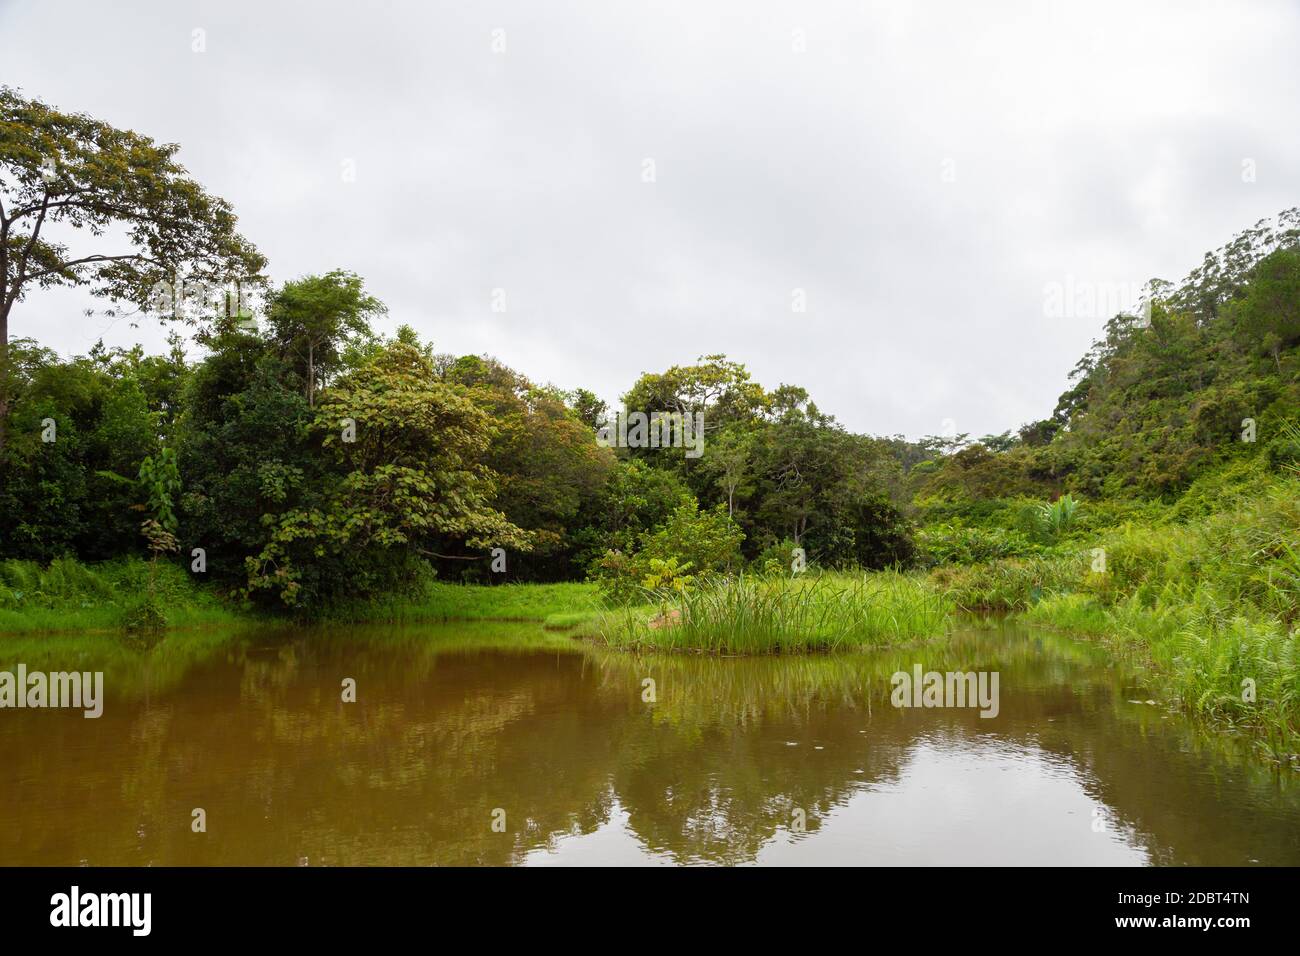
[3,0,1297,438]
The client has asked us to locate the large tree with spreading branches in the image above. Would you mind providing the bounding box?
[0,86,265,448]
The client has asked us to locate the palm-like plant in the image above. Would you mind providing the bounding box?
[1035,493,1080,538]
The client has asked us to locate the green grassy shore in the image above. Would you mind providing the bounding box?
[0,556,602,635]
[3,483,1296,767]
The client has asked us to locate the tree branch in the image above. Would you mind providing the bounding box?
[21,251,161,284]
[3,192,109,225]
[416,549,484,561]
[9,183,51,302]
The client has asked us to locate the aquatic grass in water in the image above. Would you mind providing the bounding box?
[594,571,952,654]
[1027,591,1300,765]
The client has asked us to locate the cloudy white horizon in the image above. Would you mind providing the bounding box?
[2,0,1297,440]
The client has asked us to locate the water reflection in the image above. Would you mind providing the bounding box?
[1,622,1296,865]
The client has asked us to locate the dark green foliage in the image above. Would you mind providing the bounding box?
[0,340,161,560]
[177,334,317,586]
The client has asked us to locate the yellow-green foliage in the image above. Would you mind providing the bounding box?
[323,580,601,624]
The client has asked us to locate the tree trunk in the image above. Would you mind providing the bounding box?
[0,299,10,454]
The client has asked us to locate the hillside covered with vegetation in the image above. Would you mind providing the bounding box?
[908,211,1300,763]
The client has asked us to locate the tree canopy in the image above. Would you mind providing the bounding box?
[0,86,264,446]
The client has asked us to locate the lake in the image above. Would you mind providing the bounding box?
[2,621,1297,865]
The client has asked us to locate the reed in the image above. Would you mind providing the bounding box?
[593,571,952,654]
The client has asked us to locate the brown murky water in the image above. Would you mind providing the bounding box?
[2,622,1297,865]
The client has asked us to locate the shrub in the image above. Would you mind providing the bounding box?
[930,553,1085,611]
[917,522,1036,565]
[591,501,743,604]
[751,538,804,575]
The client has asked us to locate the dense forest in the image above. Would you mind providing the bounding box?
[1,206,1297,614]
[0,300,921,605]
[2,88,1297,621]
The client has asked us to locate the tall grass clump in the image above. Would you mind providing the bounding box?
[594,571,951,654]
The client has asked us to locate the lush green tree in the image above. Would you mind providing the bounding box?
[441,354,614,579]
[918,444,1057,502]
[0,340,158,560]
[267,270,385,407]
[622,354,768,433]
[245,342,530,607]
[566,387,608,430]
[0,87,264,448]
[1232,248,1300,366]
[176,330,316,585]
[839,496,915,569]
[616,357,916,569]
[1017,419,1059,447]
[570,458,694,570]
[979,431,1018,453]
[1167,207,1299,323]
[750,403,849,549]
[703,426,756,518]
[137,446,181,604]
[590,500,744,602]
[638,501,745,574]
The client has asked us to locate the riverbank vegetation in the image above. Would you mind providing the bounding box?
[928,471,1300,763]
[593,572,950,654]
[0,555,601,634]
[0,557,243,634]
[1,92,1297,760]
[323,580,600,627]
[906,209,1300,762]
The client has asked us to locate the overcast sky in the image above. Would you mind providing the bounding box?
[3,0,1298,439]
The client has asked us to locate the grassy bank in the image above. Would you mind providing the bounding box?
[592,571,951,654]
[0,557,247,635]
[928,474,1300,764]
[321,580,601,627]
[0,557,604,636]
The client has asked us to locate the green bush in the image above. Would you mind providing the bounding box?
[930,553,1085,611]
[751,538,804,575]
[0,556,236,634]
[917,522,1037,565]
[590,501,743,604]
[1033,493,1080,538]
